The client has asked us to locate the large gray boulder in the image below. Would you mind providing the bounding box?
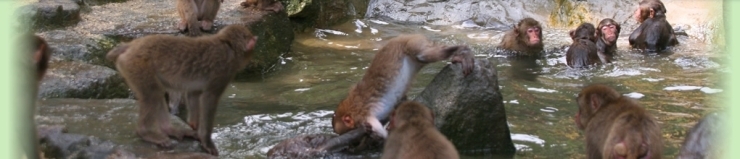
[38,60,130,99]
[414,59,516,156]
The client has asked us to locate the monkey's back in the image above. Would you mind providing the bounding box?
[586,97,662,159]
[566,39,599,68]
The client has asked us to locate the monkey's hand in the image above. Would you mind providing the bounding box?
[451,45,475,76]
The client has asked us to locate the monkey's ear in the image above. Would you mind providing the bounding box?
[342,115,354,128]
[649,8,655,18]
[569,30,575,39]
[589,95,602,111]
[246,36,258,52]
[33,43,47,65]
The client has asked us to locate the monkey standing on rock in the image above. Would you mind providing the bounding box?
[331,34,475,150]
[107,25,258,156]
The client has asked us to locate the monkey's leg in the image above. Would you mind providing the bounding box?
[199,0,221,31]
[159,96,195,140]
[186,91,203,131]
[197,86,226,156]
[364,117,388,139]
[167,92,183,115]
[133,86,174,148]
[177,0,200,36]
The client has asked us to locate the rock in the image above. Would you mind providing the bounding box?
[144,152,217,159]
[39,131,121,159]
[37,31,121,68]
[38,60,130,99]
[267,134,337,159]
[413,59,516,156]
[16,0,82,30]
[222,8,295,79]
[284,0,369,30]
[36,99,207,158]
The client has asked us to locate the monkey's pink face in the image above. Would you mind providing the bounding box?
[526,27,541,46]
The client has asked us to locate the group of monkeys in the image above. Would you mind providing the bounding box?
[23,0,716,158]
[500,0,678,68]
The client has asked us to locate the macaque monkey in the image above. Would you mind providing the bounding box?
[22,35,51,159]
[107,25,258,156]
[240,0,284,13]
[596,19,621,63]
[332,34,475,148]
[499,18,544,56]
[177,0,223,36]
[381,101,459,159]
[628,0,678,53]
[677,113,724,159]
[566,23,599,68]
[574,84,663,159]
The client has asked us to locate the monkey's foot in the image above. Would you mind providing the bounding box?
[177,21,188,33]
[201,21,213,32]
[162,126,195,140]
[199,139,219,156]
[137,129,175,148]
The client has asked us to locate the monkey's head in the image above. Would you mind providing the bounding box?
[28,35,50,82]
[516,18,543,47]
[634,0,667,23]
[597,19,621,45]
[218,25,258,64]
[332,85,358,134]
[575,84,621,130]
[387,101,434,131]
[569,23,596,42]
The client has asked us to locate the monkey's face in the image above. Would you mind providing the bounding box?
[525,27,542,46]
[599,23,620,44]
[332,98,355,134]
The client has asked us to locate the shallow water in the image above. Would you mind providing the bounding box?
[201,18,725,158]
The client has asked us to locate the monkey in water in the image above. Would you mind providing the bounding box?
[574,84,663,159]
[177,0,223,36]
[107,25,258,156]
[332,34,475,148]
[381,101,459,159]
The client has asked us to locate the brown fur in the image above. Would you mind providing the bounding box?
[107,25,258,156]
[596,18,621,63]
[240,0,284,13]
[381,101,459,159]
[332,34,475,145]
[629,0,678,53]
[499,18,544,56]
[566,23,599,68]
[575,84,663,159]
[177,0,222,36]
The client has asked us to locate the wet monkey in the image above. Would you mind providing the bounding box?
[381,101,459,159]
[596,18,621,63]
[566,23,599,68]
[575,84,662,159]
[332,34,475,146]
[177,0,223,36]
[240,0,284,13]
[628,0,678,53]
[107,25,258,156]
[499,18,544,56]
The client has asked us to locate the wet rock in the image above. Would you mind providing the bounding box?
[36,99,207,158]
[225,9,295,78]
[16,0,82,30]
[413,59,516,156]
[285,0,369,30]
[267,134,336,158]
[39,130,121,159]
[144,152,218,159]
[38,60,130,99]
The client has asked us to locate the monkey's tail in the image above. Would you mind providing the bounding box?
[106,44,129,62]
